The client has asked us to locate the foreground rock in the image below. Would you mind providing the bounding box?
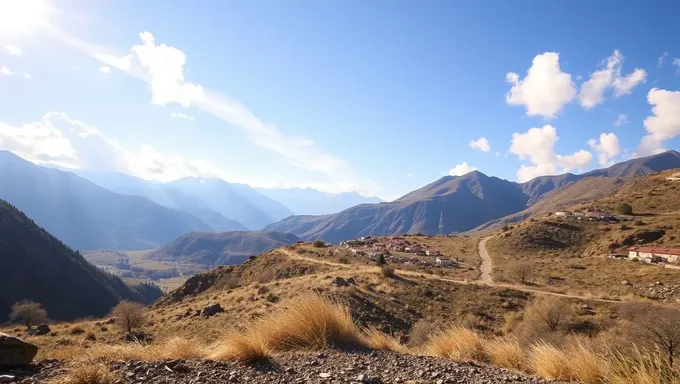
[0,332,38,366]
[202,303,225,318]
[32,350,565,384]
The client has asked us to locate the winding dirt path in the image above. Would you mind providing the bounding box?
[476,236,493,283]
[280,248,621,303]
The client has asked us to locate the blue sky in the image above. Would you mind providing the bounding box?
[0,0,679,200]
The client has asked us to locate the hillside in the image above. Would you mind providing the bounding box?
[0,199,162,322]
[147,231,300,266]
[0,151,212,250]
[487,169,680,299]
[266,151,680,243]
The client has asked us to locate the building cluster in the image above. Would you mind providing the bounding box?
[553,208,618,221]
[628,247,680,264]
[340,236,456,267]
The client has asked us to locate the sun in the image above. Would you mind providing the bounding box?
[0,0,50,34]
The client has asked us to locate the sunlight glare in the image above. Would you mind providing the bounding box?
[0,0,50,34]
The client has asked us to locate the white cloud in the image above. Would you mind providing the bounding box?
[52,30,369,193]
[614,114,629,127]
[469,137,490,152]
[579,50,647,109]
[0,66,30,78]
[635,88,680,157]
[99,65,111,74]
[170,112,195,121]
[448,162,477,176]
[658,52,668,67]
[674,58,680,73]
[509,125,593,182]
[5,45,22,56]
[505,52,576,118]
[588,133,621,166]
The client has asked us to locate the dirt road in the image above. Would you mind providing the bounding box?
[280,248,621,303]
[477,236,493,283]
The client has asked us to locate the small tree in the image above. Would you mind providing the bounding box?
[525,297,572,333]
[312,239,326,248]
[110,301,147,334]
[618,202,633,215]
[376,254,387,266]
[625,303,680,366]
[508,262,534,285]
[10,300,48,329]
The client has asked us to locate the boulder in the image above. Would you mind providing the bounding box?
[331,277,349,287]
[0,332,38,366]
[202,303,225,318]
[34,323,51,336]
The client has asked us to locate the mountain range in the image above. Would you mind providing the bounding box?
[0,199,162,322]
[265,150,680,243]
[256,188,383,215]
[147,231,300,266]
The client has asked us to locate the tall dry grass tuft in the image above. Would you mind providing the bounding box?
[484,338,526,371]
[424,327,486,362]
[608,348,680,384]
[363,327,407,353]
[212,294,366,361]
[210,329,271,362]
[50,364,118,384]
[529,341,609,383]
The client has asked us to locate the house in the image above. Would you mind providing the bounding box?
[629,247,680,263]
[573,212,586,218]
[436,257,456,266]
[554,211,573,217]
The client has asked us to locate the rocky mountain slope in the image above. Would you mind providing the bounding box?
[0,151,212,250]
[266,151,680,243]
[147,231,300,266]
[0,199,162,322]
[257,187,383,215]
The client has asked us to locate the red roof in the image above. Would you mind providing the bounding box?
[629,247,680,256]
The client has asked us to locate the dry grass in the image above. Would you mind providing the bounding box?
[363,327,407,353]
[424,327,486,362]
[528,341,608,383]
[608,349,680,384]
[210,329,270,362]
[50,364,118,384]
[484,338,526,371]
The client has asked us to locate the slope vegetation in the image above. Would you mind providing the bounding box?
[0,200,162,322]
[147,231,300,266]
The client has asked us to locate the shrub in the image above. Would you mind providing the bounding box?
[85,333,97,341]
[485,338,526,371]
[376,254,387,266]
[524,297,573,333]
[70,326,85,335]
[425,327,486,362]
[618,203,633,215]
[338,257,350,264]
[408,319,439,347]
[380,264,396,278]
[508,262,534,285]
[110,301,147,334]
[265,293,280,303]
[313,240,326,248]
[53,364,118,384]
[9,300,48,329]
[363,327,407,352]
[528,341,608,383]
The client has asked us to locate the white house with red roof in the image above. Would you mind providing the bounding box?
[629,247,680,263]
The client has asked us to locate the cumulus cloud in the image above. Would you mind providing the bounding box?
[170,112,195,120]
[579,50,647,109]
[505,52,577,118]
[614,114,629,127]
[588,133,621,166]
[635,88,680,157]
[509,125,593,182]
[469,137,490,152]
[52,30,366,192]
[5,45,22,55]
[448,162,477,176]
[99,66,111,74]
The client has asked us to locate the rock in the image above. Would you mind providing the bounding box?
[331,277,349,287]
[202,303,225,318]
[357,373,381,383]
[0,332,38,366]
[319,372,331,378]
[347,277,357,285]
[621,280,630,285]
[257,286,270,295]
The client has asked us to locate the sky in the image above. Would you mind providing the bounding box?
[0,0,679,201]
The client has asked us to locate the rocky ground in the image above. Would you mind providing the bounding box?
[3,350,567,384]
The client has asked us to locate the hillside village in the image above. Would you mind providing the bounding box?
[340,235,458,267]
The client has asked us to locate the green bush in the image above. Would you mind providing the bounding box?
[618,203,633,215]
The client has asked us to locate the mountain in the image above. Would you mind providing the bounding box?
[73,170,291,230]
[0,151,212,250]
[0,199,162,322]
[147,231,300,266]
[256,188,383,215]
[265,151,680,243]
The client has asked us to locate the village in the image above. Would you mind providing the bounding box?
[627,247,680,265]
[340,235,459,268]
[553,208,620,221]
